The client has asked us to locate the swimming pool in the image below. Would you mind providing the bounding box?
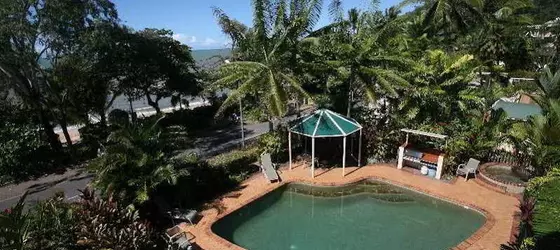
[211,180,485,250]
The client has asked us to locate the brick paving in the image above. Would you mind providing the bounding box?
[181,163,519,250]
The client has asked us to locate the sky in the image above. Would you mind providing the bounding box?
[111,0,405,50]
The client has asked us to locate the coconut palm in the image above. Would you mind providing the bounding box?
[510,99,560,176]
[398,50,483,123]
[532,66,560,106]
[212,0,321,128]
[410,0,485,34]
[89,119,186,206]
[303,8,411,116]
[213,38,310,124]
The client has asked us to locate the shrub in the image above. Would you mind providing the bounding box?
[257,129,288,162]
[1,190,170,250]
[207,146,260,179]
[76,188,159,249]
[159,105,226,131]
[26,193,77,250]
[0,122,54,184]
[152,148,260,214]
[523,168,560,249]
[108,109,130,127]
[244,107,267,122]
[357,109,401,164]
[78,123,109,157]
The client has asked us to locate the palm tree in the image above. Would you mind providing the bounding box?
[409,0,484,33]
[304,8,411,116]
[214,41,310,130]
[89,119,185,206]
[532,66,560,106]
[398,50,483,123]
[212,0,320,130]
[511,99,560,176]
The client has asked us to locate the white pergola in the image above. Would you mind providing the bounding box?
[287,109,363,178]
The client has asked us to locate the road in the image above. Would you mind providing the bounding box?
[0,115,301,211]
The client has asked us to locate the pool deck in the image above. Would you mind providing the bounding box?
[183,163,519,250]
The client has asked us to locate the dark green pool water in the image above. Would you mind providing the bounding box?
[212,180,485,250]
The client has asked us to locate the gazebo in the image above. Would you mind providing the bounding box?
[288,109,363,178]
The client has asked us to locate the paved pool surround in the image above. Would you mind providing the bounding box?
[183,164,519,250]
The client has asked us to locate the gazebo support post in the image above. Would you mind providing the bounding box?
[288,131,292,170]
[311,137,315,178]
[342,136,346,177]
[358,129,362,167]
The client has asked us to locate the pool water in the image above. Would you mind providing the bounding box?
[212,180,485,250]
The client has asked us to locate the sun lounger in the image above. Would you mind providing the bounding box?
[261,153,279,182]
[166,225,194,250]
[166,208,198,225]
[456,158,481,181]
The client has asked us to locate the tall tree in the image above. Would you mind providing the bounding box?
[421,0,484,34]
[119,29,201,114]
[303,7,410,116]
[0,0,118,150]
[212,0,320,129]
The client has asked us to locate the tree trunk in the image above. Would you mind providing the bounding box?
[59,118,73,146]
[146,93,161,114]
[268,119,274,132]
[39,108,62,151]
[346,89,353,118]
[128,98,137,122]
[100,112,107,128]
[178,94,183,110]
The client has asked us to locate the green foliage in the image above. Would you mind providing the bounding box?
[78,123,110,158]
[75,188,158,249]
[26,193,77,250]
[212,0,316,119]
[0,122,54,184]
[525,169,560,248]
[157,148,260,210]
[509,99,560,176]
[207,146,260,181]
[1,189,165,250]
[207,147,259,167]
[244,107,268,123]
[0,0,118,151]
[89,119,185,207]
[159,105,223,131]
[108,109,131,127]
[531,0,560,24]
[0,193,29,250]
[258,128,288,161]
[117,28,201,113]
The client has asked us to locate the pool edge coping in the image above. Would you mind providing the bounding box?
[202,174,497,250]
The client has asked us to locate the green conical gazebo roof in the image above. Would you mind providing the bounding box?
[290,109,362,137]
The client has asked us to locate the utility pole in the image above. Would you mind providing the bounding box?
[240,98,245,147]
[225,59,245,147]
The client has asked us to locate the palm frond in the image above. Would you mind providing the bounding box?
[278,72,311,99]
[268,69,288,117]
[328,0,344,22]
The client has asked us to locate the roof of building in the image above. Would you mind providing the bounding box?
[289,109,362,137]
[491,100,542,120]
